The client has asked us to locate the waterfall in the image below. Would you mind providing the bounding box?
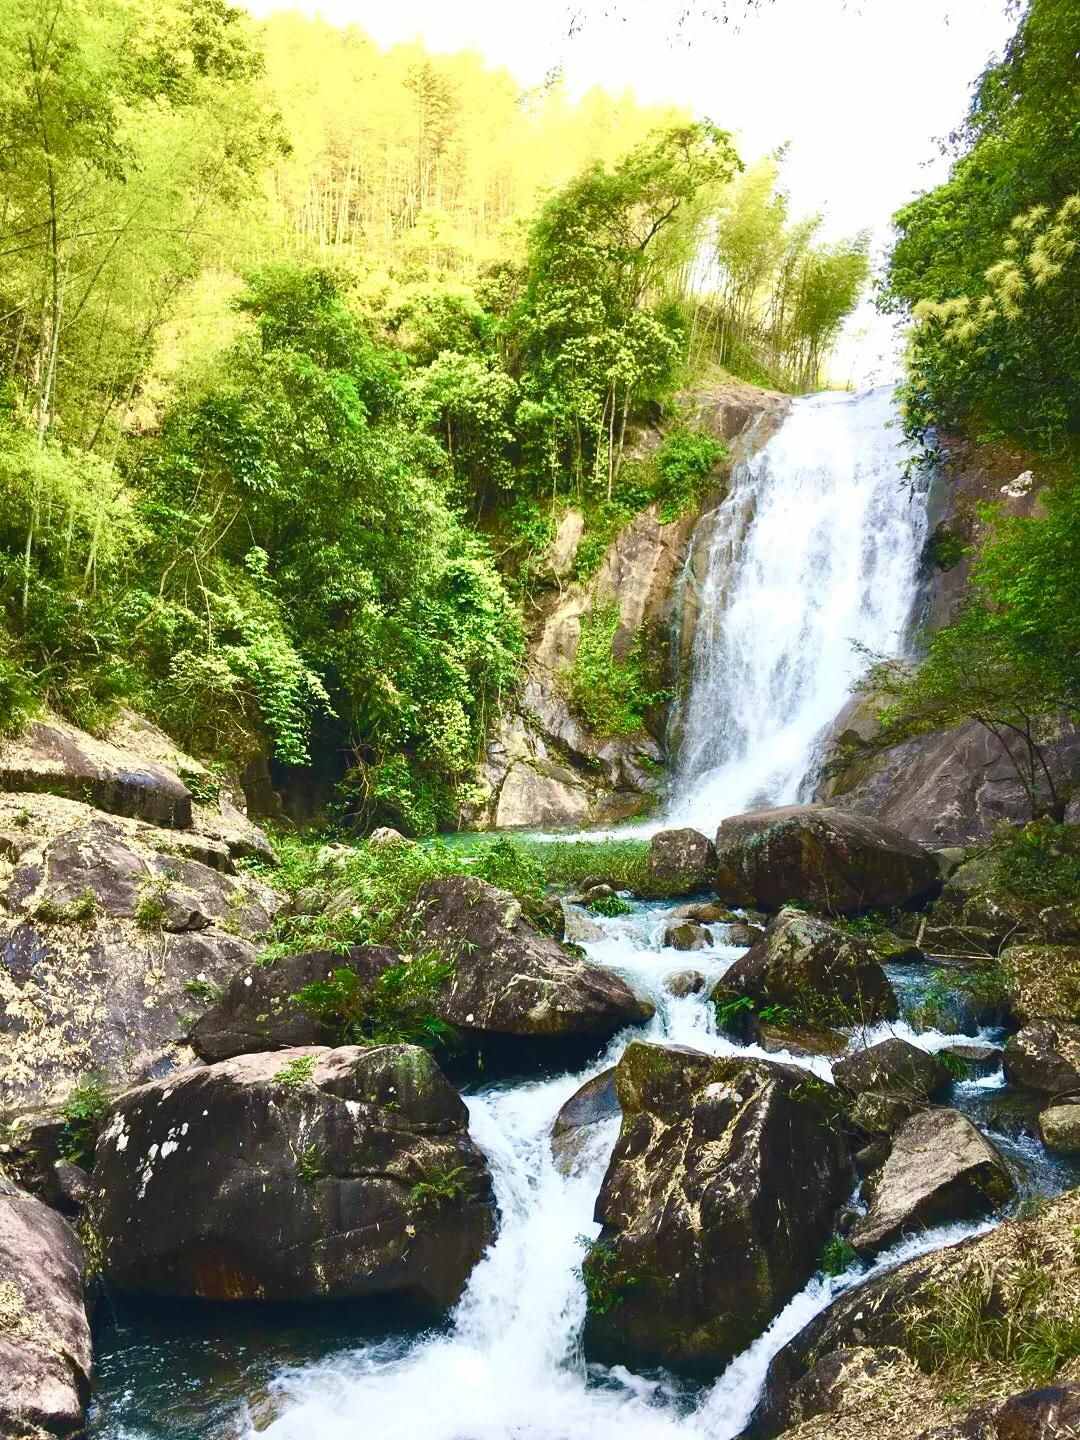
[666,385,928,831]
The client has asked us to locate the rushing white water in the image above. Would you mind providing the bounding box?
[251,904,989,1440]
[667,385,928,831]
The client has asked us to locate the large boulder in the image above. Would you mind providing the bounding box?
[582,1042,850,1375]
[0,714,192,827]
[1004,1020,1080,1095]
[189,945,399,1062]
[761,1188,1080,1435]
[834,1038,950,1102]
[0,816,278,1107]
[1002,944,1080,1024]
[713,804,939,913]
[0,1168,92,1439]
[92,1045,495,1310]
[411,875,653,1040]
[646,828,717,897]
[550,1068,619,1175]
[849,1108,1013,1257]
[1039,1100,1080,1153]
[714,907,897,1027]
[760,1346,947,1440]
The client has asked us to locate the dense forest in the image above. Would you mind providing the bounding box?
[0,0,869,833]
[857,0,1080,825]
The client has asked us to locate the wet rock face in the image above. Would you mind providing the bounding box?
[411,875,654,1040]
[664,920,710,951]
[189,945,399,1063]
[1004,1020,1080,1094]
[849,1108,1013,1258]
[582,1042,851,1376]
[92,1045,495,1310]
[646,828,717,897]
[834,1038,950,1102]
[550,1068,619,1175]
[0,1168,92,1439]
[715,907,898,1026]
[713,804,940,914]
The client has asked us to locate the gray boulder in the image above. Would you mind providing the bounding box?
[92,1045,495,1310]
[411,875,653,1040]
[834,1038,950,1102]
[0,1168,91,1439]
[189,946,399,1062]
[646,828,717,896]
[582,1042,851,1374]
[1004,1020,1080,1095]
[663,921,710,951]
[714,907,897,1027]
[713,804,939,913]
[849,1108,1013,1258]
[0,715,191,827]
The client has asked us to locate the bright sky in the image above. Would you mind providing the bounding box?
[242,0,1017,383]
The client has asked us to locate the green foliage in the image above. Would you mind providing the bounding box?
[290,953,457,1052]
[907,1258,1080,1389]
[914,965,1009,1031]
[182,978,222,1005]
[32,888,98,925]
[296,1143,326,1186]
[588,893,633,918]
[924,524,967,573]
[59,1076,110,1167]
[938,1051,971,1081]
[652,428,727,522]
[883,0,1080,456]
[273,1053,317,1090]
[580,1237,664,1316]
[714,992,756,1032]
[410,1164,475,1211]
[819,1235,858,1277]
[988,820,1080,915]
[565,605,669,739]
[134,877,170,931]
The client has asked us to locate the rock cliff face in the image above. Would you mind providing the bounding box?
[471,378,790,831]
[816,434,1080,844]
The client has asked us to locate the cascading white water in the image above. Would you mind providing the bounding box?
[667,385,928,830]
[250,908,990,1440]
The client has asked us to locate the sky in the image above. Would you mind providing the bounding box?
[242,0,1017,383]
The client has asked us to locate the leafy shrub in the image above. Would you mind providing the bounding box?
[59,1076,110,1166]
[652,428,726,522]
[273,1053,317,1090]
[820,1234,858,1276]
[565,605,669,738]
[290,952,457,1052]
[410,1164,475,1210]
[588,892,633,917]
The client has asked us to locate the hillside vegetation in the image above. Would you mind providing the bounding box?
[0,0,868,833]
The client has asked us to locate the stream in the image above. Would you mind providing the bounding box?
[88,900,1080,1439]
[87,385,1070,1435]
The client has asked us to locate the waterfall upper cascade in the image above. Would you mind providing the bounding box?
[667,385,928,831]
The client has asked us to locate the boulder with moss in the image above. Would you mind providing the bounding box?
[189,945,399,1062]
[582,1042,851,1375]
[92,1045,495,1309]
[1002,944,1080,1024]
[410,875,653,1041]
[0,1166,92,1440]
[848,1108,1013,1257]
[1004,1020,1080,1094]
[712,805,939,914]
[833,1038,950,1102]
[0,814,278,1108]
[712,907,898,1028]
[646,828,717,896]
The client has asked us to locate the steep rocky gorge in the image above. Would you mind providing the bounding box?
[470,377,791,831]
